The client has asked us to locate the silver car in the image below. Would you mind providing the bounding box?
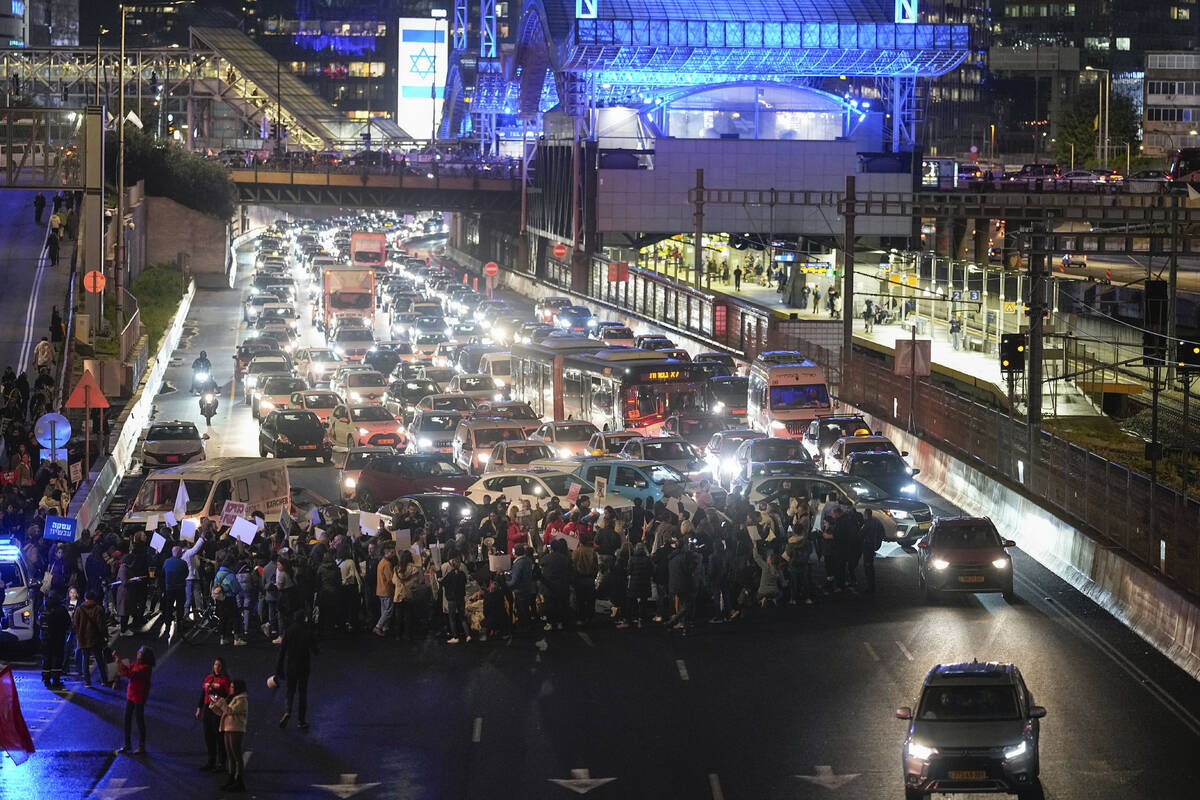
[142,421,206,471]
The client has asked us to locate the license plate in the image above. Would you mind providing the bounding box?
[300,445,317,450]
[166,455,179,463]
[376,437,395,444]
[919,522,931,529]
[958,575,985,583]
[949,770,987,780]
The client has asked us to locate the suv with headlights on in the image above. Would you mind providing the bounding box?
[916,516,1016,602]
[896,660,1045,799]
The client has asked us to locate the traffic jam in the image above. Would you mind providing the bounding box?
[112,212,1043,798]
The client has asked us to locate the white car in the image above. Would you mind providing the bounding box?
[259,303,301,330]
[530,420,601,459]
[595,324,636,347]
[419,366,456,391]
[465,469,633,512]
[484,441,557,473]
[327,404,405,449]
[448,373,502,401]
[619,435,710,481]
[290,389,342,424]
[142,421,206,470]
[412,332,449,358]
[294,347,343,386]
[329,325,375,362]
[242,355,292,402]
[334,370,389,405]
[255,375,309,420]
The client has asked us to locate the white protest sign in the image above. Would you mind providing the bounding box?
[395,528,412,550]
[219,501,247,527]
[346,511,360,538]
[255,516,266,532]
[163,511,177,527]
[179,518,198,541]
[149,532,167,553]
[593,475,607,502]
[489,554,511,572]
[360,512,380,537]
[502,486,522,503]
[143,513,158,532]
[69,461,82,485]
[229,516,257,545]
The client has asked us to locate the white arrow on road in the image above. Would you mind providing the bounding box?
[548,768,618,794]
[792,766,861,790]
[312,773,382,799]
[92,778,149,800]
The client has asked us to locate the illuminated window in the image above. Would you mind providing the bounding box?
[1116,37,1130,50]
[1171,6,1191,19]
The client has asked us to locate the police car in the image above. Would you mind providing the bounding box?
[0,539,34,644]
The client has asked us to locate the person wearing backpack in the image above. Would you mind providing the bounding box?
[235,559,260,644]
[336,542,362,633]
[211,558,243,646]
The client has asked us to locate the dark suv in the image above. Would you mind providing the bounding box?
[916,516,1016,602]
[896,661,1046,799]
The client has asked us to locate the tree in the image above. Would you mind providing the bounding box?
[105,125,235,220]
[1053,90,1140,168]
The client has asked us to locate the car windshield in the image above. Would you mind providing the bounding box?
[399,381,439,401]
[642,441,697,461]
[675,418,726,437]
[505,444,554,464]
[460,376,492,391]
[263,377,307,394]
[488,360,511,376]
[820,421,865,445]
[769,383,830,410]
[851,454,907,475]
[709,379,748,405]
[351,407,394,422]
[248,360,287,374]
[847,440,895,457]
[422,370,454,383]
[0,562,25,588]
[131,479,212,513]
[486,404,538,420]
[277,412,323,431]
[399,459,465,477]
[474,427,524,446]
[648,464,686,484]
[147,424,199,441]
[752,440,806,461]
[308,350,339,361]
[555,424,595,442]
[334,328,372,342]
[416,334,448,345]
[839,478,888,501]
[932,524,1003,548]
[348,373,387,388]
[302,393,339,409]
[431,396,474,411]
[917,685,1021,721]
[417,414,461,432]
[346,451,384,469]
[602,436,633,453]
[541,473,593,497]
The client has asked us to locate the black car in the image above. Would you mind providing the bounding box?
[365,342,413,377]
[555,305,596,333]
[259,410,332,461]
[377,492,483,538]
[663,415,732,453]
[384,378,440,422]
[842,450,920,497]
[704,376,749,420]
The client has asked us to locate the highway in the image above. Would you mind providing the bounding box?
[2,230,1199,800]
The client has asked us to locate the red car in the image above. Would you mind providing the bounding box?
[352,453,475,510]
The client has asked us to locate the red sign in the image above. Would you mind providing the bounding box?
[83,270,106,293]
[64,369,109,410]
[484,261,499,277]
[608,261,629,282]
[553,243,569,259]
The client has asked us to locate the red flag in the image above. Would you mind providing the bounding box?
[0,665,35,764]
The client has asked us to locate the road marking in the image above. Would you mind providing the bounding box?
[895,640,914,661]
[708,773,724,800]
[577,631,594,647]
[472,716,483,743]
[17,218,53,374]
[548,768,617,795]
[1015,572,1200,738]
[792,766,860,789]
[675,658,689,681]
[863,642,880,661]
[312,773,382,799]
[92,777,149,799]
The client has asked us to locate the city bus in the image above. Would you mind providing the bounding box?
[747,359,832,437]
[509,341,710,434]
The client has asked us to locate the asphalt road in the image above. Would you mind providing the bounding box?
[2,234,1199,799]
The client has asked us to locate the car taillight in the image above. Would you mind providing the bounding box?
[278,434,290,444]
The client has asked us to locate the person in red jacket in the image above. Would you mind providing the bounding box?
[196,657,233,771]
[505,517,525,554]
[118,646,156,755]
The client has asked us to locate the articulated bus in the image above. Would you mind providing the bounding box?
[747,360,832,437]
[510,341,710,434]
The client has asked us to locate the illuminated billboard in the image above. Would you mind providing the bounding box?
[396,17,448,141]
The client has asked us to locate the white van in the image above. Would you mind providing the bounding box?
[478,352,513,393]
[122,457,290,531]
[452,418,527,475]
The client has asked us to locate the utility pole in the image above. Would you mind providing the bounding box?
[843,175,856,351]
[116,5,127,328]
[1026,220,1048,455]
[692,169,704,290]
[275,57,282,155]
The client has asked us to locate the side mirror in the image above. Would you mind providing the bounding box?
[874,430,882,436]
[895,706,912,720]
[1030,705,1047,719]
[1004,539,1017,548]
[202,433,210,440]
[911,468,921,476]
[900,450,909,458]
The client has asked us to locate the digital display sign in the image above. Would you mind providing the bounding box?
[641,370,682,381]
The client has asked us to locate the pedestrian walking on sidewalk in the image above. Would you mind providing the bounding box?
[50,306,64,343]
[46,232,60,267]
[40,594,70,689]
[863,300,875,333]
[72,591,107,687]
[33,192,45,224]
[117,646,156,755]
[275,609,318,729]
[34,337,54,372]
[950,315,963,350]
[733,266,742,291]
[215,679,249,792]
[197,657,233,772]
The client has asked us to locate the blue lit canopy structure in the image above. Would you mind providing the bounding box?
[442,0,973,148]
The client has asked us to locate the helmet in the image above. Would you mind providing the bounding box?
[200,350,208,359]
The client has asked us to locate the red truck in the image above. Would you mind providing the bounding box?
[350,232,388,268]
[322,267,375,330]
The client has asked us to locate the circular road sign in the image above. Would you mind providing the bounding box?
[553,243,569,259]
[484,261,499,277]
[35,412,72,449]
[83,270,107,293]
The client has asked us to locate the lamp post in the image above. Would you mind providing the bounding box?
[116,4,128,326]
[95,26,109,105]
[430,8,447,150]
[1085,66,1110,167]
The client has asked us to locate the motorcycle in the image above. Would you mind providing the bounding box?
[200,392,218,426]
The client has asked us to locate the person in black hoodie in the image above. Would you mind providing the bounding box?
[628,497,646,544]
[40,594,71,689]
[275,610,319,729]
[315,551,342,636]
[625,542,652,627]
[538,538,571,631]
[439,555,468,643]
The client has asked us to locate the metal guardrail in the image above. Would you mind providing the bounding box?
[840,354,1200,597]
[119,290,142,364]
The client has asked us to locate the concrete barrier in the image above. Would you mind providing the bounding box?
[864,410,1200,681]
[68,280,197,531]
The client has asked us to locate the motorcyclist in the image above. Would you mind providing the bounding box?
[199,390,219,425]
[191,351,212,394]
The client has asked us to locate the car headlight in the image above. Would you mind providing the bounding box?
[889,509,912,520]
[477,453,490,463]
[351,392,362,401]
[931,558,950,570]
[246,375,258,387]
[494,393,504,401]
[907,741,937,761]
[1003,740,1027,760]
[289,320,300,328]
[494,378,505,387]
[358,427,369,436]
[586,319,597,327]
[333,346,344,355]
[992,558,1010,569]
[559,447,572,458]
[713,401,725,413]
[343,477,356,489]
[260,400,275,411]
[722,457,738,473]
[418,437,432,448]
[901,483,917,494]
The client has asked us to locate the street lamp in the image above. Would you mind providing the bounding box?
[1085,66,1110,167]
[95,26,109,105]
[117,3,129,326]
[430,8,447,150]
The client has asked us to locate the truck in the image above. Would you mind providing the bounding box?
[321,267,375,330]
[350,232,388,268]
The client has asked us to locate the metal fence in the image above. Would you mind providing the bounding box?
[841,354,1200,596]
